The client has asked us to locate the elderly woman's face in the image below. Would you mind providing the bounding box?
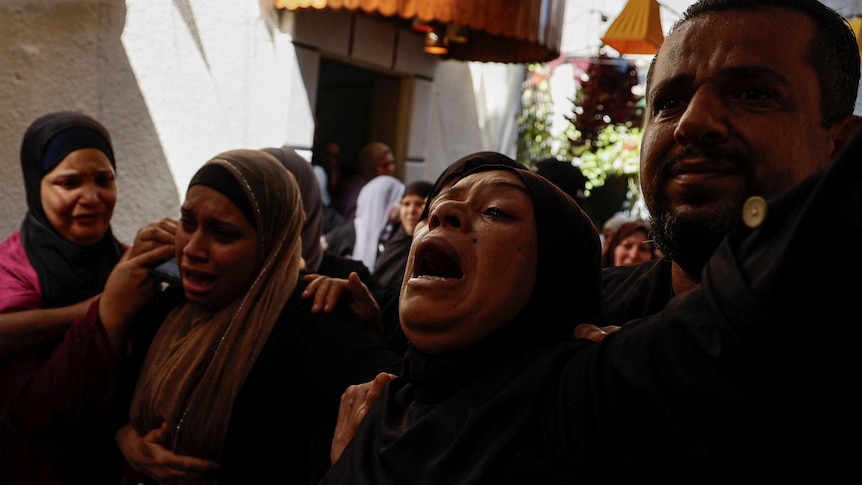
[400,170,538,354]
[40,148,116,246]
[177,185,259,313]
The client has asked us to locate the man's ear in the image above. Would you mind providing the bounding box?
[830,115,862,160]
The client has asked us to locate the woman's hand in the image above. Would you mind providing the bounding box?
[572,323,621,342]
[98,220,178,352]
[302,272,383,337]
[330,372,395,464]
[128,218,179,258]
[116,422,219,484]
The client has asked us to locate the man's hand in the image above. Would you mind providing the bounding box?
[116,422,219,484]
[330,372,395,464]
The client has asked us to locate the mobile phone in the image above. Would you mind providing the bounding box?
[150,257,181,286]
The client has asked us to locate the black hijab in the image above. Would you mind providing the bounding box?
[418,151,526,222]
[322,157,603,483]
[19,111,124,308]
[404,161,602,390]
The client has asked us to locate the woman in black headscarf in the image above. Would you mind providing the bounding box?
[321,158,602,483]
[302,152,528,354]
[325,127,862,483]
[0,111,131,483]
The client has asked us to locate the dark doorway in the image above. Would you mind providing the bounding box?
[314,58,401,179]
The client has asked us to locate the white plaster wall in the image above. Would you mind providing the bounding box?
[0,0,314,243]
[0,0,505,245]
[421,61,486,182]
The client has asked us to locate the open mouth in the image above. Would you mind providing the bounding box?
[73,213,101,223]
[412,239,464,281]
[181,267,217,288]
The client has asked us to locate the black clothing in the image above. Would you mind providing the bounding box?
[220,277,402,483]
[322,135,862,483]
[123,279,401,485]
[319,252,406,355]
[599,257,673,326]
[321,204,346,236]
[322,159,604,484]
[18,111,124,309]
[20,215,124,309]
[372,284,407,356]
[321,334,592,484]
[372,225,411,289]
[317,251,382,291]
[323,220,355,259]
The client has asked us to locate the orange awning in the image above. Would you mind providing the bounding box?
[601,0,664,56]
[274,0,566,63]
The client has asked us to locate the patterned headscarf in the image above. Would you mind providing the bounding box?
[130,149,304,462]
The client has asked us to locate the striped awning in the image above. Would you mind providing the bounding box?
[274,0,567,63]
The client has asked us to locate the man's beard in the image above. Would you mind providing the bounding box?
[649,196,748,278]
[646,145,754,278]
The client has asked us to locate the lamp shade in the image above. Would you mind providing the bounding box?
[601,0,664,55]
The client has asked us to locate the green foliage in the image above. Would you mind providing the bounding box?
[516,64,561,167]
[577,124,641,197]
[565,55,643,152]
[560,55,645,215]
[515,58,647,218]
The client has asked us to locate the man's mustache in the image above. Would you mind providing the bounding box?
[655,145,745,180]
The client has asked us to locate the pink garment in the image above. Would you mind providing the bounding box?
[0,230,42,313]
[0,231,130,483]
[0,299,129,484]
[0,300,123,428]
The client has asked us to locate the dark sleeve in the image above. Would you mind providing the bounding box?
[556,131,862,483]
[1,299,128,434]
[323,222,355,259]
[372,284,408,356]
[599,258,673,326]
[219,282,401,484]
[317,253,382,291]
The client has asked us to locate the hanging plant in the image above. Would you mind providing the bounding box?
[516,63,561,167]
[576,124,641,196]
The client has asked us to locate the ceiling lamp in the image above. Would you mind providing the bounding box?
[601,0,664,55]
[424,29,448,55]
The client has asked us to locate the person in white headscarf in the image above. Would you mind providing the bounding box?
[324,175,404,273]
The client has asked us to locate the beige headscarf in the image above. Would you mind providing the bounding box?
[130,149,304,462]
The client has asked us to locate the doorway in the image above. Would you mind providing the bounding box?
[314,58,402,180]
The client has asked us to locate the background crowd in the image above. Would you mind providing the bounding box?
[1,0,860,483]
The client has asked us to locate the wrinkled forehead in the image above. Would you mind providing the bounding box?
[442,168,531,206]
[451,164,530,193]
[649,8,816,95]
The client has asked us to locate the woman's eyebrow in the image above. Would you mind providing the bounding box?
[436,176,529,205]
[488,179,529,195]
